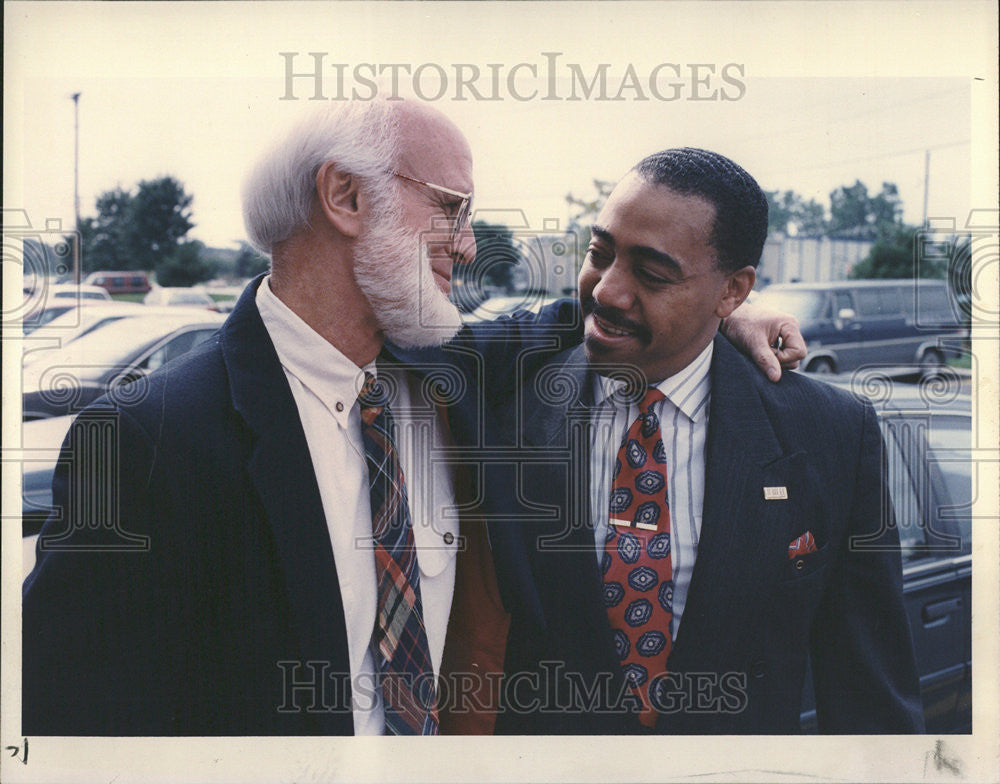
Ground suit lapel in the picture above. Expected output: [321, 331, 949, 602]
[670, 335, 805, 668]
[517, 347, 627, 672]
[219, 279, 352, 717]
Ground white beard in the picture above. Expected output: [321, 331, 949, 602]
[353, 197, 463, 349]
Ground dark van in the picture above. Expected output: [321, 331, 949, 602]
[84, 271, 152, 296]
[754, 279, 967, 375]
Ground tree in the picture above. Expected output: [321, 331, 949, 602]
[764, 190, 827, 237]
[234, 241, 270, 279]
[155, 240, 215, 287]
[127, 177, 194, 264]
[452, 221, 524, 310]
[847, 221, 955, 281]
[79, 187, 134, 271]
[79, 176, 195, 275]
[828, 180, 903, 240]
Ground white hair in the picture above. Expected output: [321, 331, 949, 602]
[241, 98, 400, 254]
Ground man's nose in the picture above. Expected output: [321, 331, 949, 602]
[452, 222, 477, 266]
[591, 260, 633, 310]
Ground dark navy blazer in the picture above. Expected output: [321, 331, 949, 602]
[21, 278, 577, 735]
[479, 335, 924, 734]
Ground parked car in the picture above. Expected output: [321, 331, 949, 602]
[85, 271, 153, 296]
[753, 280, 967, 376]
[201, 283, 249, 313]
[144, 286, 219, 310]
[22, 302, 222, 365]
[22, 301, 104, 335]
[19, 372, 973, 732]
[798, 375, 972, 733]
[21, 312, 225, 420]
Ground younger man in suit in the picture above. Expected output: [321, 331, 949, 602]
[484, 148, 924, 733]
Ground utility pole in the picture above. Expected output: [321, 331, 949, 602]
[71, 92, 81, 283]
[922, 148, 930, 228]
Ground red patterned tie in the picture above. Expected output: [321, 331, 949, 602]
[359, 372, 439, 735]
[602, 387, 673, 728]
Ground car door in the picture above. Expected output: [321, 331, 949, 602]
[799, 404, 971, 733]
[853, 286, 912, 368]
[881, 409, 971, 734]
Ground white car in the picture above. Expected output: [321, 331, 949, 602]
[22, 311, 225, 420]
[144, 286, 219, 310]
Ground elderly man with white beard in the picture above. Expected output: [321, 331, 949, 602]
[22, 98, 805, 736]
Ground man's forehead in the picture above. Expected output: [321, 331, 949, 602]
[395, 103, 474, 191]
[598, 174, 715, 236]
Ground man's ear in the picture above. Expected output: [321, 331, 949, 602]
[315, 161, 364, 238]
[716, 266, 756, 319]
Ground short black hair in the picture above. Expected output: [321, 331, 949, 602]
[632, 148, 768, 273]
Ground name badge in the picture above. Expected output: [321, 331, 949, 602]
[763, 486, 789, 500]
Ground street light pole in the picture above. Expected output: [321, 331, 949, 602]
[922, 148, 930, 229]
[71, 92, 81, 284]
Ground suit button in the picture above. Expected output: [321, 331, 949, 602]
[750, 661, 766, 679]
[794, 559, 805, 570]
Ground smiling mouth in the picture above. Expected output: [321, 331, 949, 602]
[593, 314, 637, 338]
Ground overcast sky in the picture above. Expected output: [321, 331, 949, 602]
[5, 2, 993, 252]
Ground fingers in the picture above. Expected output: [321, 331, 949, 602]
[756, 348, 783, 382]
[774, 321, 806, 370]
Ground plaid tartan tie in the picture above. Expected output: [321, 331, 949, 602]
[602, 387, 673, 729]
[359, 372, 439, 735]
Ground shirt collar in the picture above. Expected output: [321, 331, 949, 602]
[256, 275, 374, 429]
[594, 340, 714, 423]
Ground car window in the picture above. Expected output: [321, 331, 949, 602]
[880, 412, 971, 561]
[926, 414, 973, 555]
[142, 328, 216, 371]
[833, 291, 854, 315]
[24, 305, 76, 333]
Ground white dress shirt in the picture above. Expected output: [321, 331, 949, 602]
[256, 278, 458, 735]
[589, 342, 713, 639]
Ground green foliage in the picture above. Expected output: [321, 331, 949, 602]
[234, 241, 271, 279]
[828, 181, 903, 240]
[764, 190, 827, 237]
[848, 226, 946, 280]
[155, 240, 215, 287]
[452, 220, 524, 310]
[79, 176, 195, 276]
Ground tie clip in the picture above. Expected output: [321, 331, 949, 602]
[763, 486, 788, 500]
[610, 518, 659, 531]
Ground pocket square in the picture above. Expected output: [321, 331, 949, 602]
[787, 531, 818, 558]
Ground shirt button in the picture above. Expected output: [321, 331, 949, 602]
[794, 559, 805, 571]
[443, 532, 455, 545]
[335, 401, 344, 412]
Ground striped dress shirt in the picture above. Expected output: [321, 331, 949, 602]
[589, 341, 713, 639]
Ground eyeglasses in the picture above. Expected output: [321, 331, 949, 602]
[391, 170, 473, 243]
